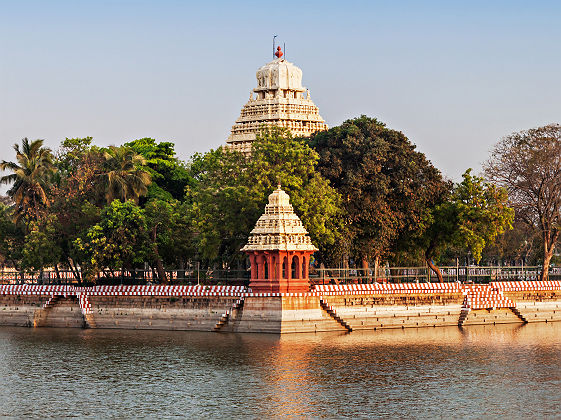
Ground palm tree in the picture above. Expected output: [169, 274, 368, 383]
[100, 146, 151, 204]
[0, 138, 56, 223]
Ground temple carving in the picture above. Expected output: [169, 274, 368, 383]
[241, 185, 318, 293]
[226, 47, 328, 153]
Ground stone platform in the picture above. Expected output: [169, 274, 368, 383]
[0, 282, 559, 333]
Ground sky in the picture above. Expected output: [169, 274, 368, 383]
[1, 0, 560, 183]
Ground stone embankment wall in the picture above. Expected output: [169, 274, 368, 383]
[0, 282, 560, 333]
[0, 295, 84, 328]
[0, 294, 49, 327]
[507, 292, 561, 322]
[319, 293, 464, 330]
[89, 296, 239, 331]
[500, 281, 561, 323]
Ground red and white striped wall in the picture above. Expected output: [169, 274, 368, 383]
[0, 281, 559, 300]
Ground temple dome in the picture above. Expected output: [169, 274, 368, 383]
[268, 184, 291, 207]
[241, 186, 318, 252]
[255, 58, 304, 92]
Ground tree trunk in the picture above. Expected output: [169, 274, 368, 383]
[540, 230, 559, 281]
[152, 225, 167, 284]
[425, 258, 444, 283]
[54, 264, 61, 281]
[373, 255, 380, 283]
[425, 242, 444, 283]
[67, 257, 81, 284]
[541, 254, 552, 281]
[541, 243, 554, 281]
[155, 257, 167, 284]
[361, 258, 369, 283]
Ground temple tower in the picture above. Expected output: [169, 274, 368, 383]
[241, 185, 318, 293]
[226, 47, 328, 154]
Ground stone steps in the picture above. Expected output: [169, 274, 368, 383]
[319, 299, 352, 332]
[458, 308, 470, 327]
[213, 297, 245, 332]
[337, 306, 460, 318]
[511, 307, 528, 323]
[348, 316, 460, 329]
[461, 308, 523, 325]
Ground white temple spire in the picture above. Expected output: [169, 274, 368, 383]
[226, 47, 328, 154]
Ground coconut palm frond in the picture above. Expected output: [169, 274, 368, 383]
[1, 138, 55, 223]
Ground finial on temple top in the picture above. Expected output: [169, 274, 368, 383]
[275, 46, 283, 58]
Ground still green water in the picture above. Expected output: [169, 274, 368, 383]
[0, 323, 560, 419]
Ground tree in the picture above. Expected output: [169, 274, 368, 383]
[125, 138, 193, 201]
[75, 200, 150, 282]
[310, 115, 449, 274]
[48, 138, 104, 281]
[415, 169, 513, 282]
[485, 124, 561, 280]
[145, 199, 196, 281]
[22, 216, 63, 276]
[99, 145, 152, 204]
[187, 127, 344, 266]
[0, 138, 56, 224]
[481, 220, 540, 266]
[0, 204, 25, 271]
[56, 137, 95, 176]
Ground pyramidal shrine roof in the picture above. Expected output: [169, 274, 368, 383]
[227, 46, 328, 154]
[241, 185, 318, 252]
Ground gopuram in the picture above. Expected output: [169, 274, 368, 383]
[226, 46, 328, 153]
[241, 186, 318, 293]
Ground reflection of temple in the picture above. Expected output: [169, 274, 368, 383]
[241, 186, 318, 293]
[226, 46, 328, 154]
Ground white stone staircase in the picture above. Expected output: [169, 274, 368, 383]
[213, 297, 245, 332]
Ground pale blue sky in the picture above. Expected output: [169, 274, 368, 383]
[1, 0, 560, 182]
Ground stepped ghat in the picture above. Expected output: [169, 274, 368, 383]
[0, 281, 560, 333]
[226, 46, 328, 153]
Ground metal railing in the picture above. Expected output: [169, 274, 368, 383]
[309, 266, 561, 285]
[0, 268, 250, 286]
[0, 265, 559, 285]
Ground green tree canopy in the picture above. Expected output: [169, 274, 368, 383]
[100, 145, 152, 204]
[22, 215, 63, 274]
[75, 200, 150, 282]
[125, 138, 192, 201]
[0, 138, 56, 225]
[187, 127, 344, 266]
[411, 169, 514, 281]
[48, 138, 105, 280]
[309, 115, 449, 270]
[0, 204, 25, 270]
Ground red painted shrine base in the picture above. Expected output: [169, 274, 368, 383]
[247, 250, 314, 293]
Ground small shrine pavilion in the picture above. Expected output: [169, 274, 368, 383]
[241, 186, 318, 293]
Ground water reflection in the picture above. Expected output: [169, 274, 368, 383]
[0, 323, 560, 418]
